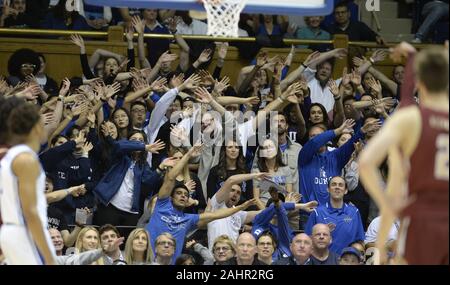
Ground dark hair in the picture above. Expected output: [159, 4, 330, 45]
[7, 48, 41, 79]
[170, 183, 190, 198]
[257, 231, 278, 249]
[127, 130, 149, 167]
[174, 95, 183, 107]
[98, 224, 121, 238]
[328, 176, 347, 189]
[50, 134, 69, 146]
[317, 59, 335, 72]
[52, 0, 82, 25]
[334, 1, 350, 12]
[0, 97, 27, 144]
[7, 101, 41, 137]
[175, 254, 195, 265]
[130, 101, 147, 111]
[257, 138, 285, 172]
[97, 120, 119, 174]
[308, 103, 329, 127]
[216, 138, 247, 181]
[111, 107, 132, 136]
[415, 47, 449, 93]
[67, 125, 83, 139]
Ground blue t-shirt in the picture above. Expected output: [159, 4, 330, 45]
[305, 202, 365, 254]
[147, 197, 199, 263]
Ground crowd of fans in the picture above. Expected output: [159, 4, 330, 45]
[0, 0, 447, 266]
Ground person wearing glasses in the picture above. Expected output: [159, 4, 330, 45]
[151, 232, 176, 265]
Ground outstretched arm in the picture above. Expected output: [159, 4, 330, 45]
[215, 173, 269, 204]
[197, 199, 257, 228]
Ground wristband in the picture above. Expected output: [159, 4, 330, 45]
[369, 58, 375, 64]
[334, 96, 341, 101]
[301, 63, 308, 69]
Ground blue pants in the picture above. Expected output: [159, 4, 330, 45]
[416, 1, 449, 40]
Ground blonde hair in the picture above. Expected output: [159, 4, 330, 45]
[75, 226, 104, 265]
[212, 235, 236, 254]
[124, 228, 154, 265]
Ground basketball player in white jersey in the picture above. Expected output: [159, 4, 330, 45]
[0, 100, 56, 265]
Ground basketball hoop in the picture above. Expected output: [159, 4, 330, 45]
[201, 0, 248, 38]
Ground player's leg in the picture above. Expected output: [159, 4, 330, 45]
[0, 225, 45, 265]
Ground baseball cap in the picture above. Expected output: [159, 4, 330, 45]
[340, 247, 363, 262]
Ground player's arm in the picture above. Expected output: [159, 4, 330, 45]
[359, 107, 420, 217]
[13, 153, 56, 265]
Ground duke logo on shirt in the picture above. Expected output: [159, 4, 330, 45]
[344, 216, 353, 223]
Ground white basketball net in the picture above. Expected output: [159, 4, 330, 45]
[202, 0, 248, 37]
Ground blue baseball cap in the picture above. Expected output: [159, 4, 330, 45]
[340, 247, 363, 262]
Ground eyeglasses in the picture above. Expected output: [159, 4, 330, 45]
[157, 241, 175, 247]
[214, 246, 231, 252]
[21, 64, 36, 69]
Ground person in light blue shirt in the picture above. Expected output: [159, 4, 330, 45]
[305, 176, 365, 254]
[295, 16, 331, 51]
[147, 144, 256, 264]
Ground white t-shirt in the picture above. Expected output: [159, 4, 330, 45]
[207, 195, 248, 250]
[110, 162, 138, 214]
[364, 216, 400, 244]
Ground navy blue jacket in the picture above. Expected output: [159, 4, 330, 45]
[93, 140, 162, 213]
[39, 141, 94, 212]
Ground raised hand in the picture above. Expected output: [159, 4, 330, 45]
[352, 56, 366, 68]
[341, 67, 351, 86]
[125, 27, 134, 42]
[170, 125, 189, 147]
[180, 74, 201, 91]
[71, 101, 89, 117]
[213, 76, 230, 95]
[59, 77, 71, 97]
[81, 142, 93, 154]
[169, 73, 184, 89]
[131, 15, 145, 34]
[282, 82, 302, 103]
[261, 56, 280, 71]
[350, 68, 362, 86]
[16, 83, 41, 100]
[304, 51, 321, 67]
[150, 77, 168, 92]
[336, 119, 356, 135]
[189, 141, 203, 157]
[361, 118, 382, 134]
[371, 49, 388, 63]
[70, 34, 85, 53]
[256, 52, 268, 68]
[118, 59, 130, 73]
[367, 77, 382, 95]
[158, 51, 178, 65]
[86, 111, 96, 125]
[185, 179, 196, 193]
[145, 139, 166, 154]
[286, 192, 301, 203]
[217, 42, 229, 60]
[197, 49, 212, 64]
[327, 79, 339, 98]
[194, 87, 213, 104]
[104, 82, 121, 99]
[198, 69, 215, 86]
[102, 237, 125, 254]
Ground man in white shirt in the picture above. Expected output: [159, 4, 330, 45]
[207, 173, 268, 250]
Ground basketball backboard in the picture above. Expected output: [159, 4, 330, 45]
[85, 0, 334, 16]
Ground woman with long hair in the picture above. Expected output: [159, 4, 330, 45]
[124, 228, 153, 265]
[111, 108, 133, 140]
[75, 226, 103, 265]
[206, 139, 252, 202]
[93, 130, 173, 227]
[252, 138, 293, 210]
